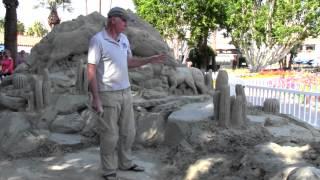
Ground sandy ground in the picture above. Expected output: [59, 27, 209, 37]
[1, 101, 320, 180]
[0, 146, 166, 180]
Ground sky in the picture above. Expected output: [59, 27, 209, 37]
[0, 0, 136, 29]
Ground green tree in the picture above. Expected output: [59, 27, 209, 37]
[2, 0, 19, 61]
[225, 0, 320, 72]
[188, 46, 216, 69]
[1, 18, 24, 34]
[17, 20, 24, 34]
[26, 21, 48, 37]
[0, 18, 4, 33]
[134, 0, 226, 70]
[34, 0, 72, 28]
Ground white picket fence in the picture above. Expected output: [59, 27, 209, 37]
[226, 77, 320, 128]
[244, 85, 320, 127]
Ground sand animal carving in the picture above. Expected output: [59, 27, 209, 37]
[161, 66, 207, 95]
[189, 67, 208, 94]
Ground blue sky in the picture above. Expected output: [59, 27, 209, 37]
[0, 0, 135, 29]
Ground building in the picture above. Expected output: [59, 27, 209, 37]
[209, 29, 239, 66]
[0, 33, 42, 53]
[210, 30, 320, 67]
[294, 38, 320, 66]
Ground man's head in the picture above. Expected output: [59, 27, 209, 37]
[107, 7, 129, 33]
[108, 7, 129, 22]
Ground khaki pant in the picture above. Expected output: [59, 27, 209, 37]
[98, 88, 135, 175]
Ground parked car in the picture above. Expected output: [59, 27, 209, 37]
[215, 53, 235, 65]
[293, 52, 319, 66]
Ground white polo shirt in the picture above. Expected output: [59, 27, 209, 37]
[87, 29, 132, 91]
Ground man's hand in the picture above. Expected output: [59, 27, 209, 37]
[149, 54, 166, 64]
[91, 96, 104, 114]
[87, 63, 103, 114]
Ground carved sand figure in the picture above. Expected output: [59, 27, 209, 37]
[212, 70, 248, 128]
[1, 10, 320, 180]
[160, 66, 208, 95]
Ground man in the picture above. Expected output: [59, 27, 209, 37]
[87, 7, 165, 180]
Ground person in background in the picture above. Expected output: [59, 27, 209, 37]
[16, 50, 26, 66]
[87, 7, 166, 180]
[0, 51, 3, 78]
[0, 49, 14, 80]
[185, 58, 193, 67]
[0, 50, 3, 62]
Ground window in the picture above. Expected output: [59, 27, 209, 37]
[305, 44, 315, 51]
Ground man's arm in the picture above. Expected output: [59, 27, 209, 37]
[87, 63, 103, 113]
[127, 54, 166, 68]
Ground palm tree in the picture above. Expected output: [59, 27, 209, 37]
[26, 22, 48, 37]
[2, 0, 19, 62]
[35, 0, 72, 29]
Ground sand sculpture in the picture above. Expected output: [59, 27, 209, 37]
[263, 98, 280, 113]
[1, 10, 320, 180]
[213, 70, 248, 128]
[0, 10, 211, 155]
[1, 10, 211, 110]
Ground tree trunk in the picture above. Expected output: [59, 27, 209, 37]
[242, 42, 291, 72]
[196, 29, 210, 71]
[3, 0, 19, 63]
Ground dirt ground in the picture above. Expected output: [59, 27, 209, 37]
[0, 144, 167, 180]
[1, 106, 320, 180]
